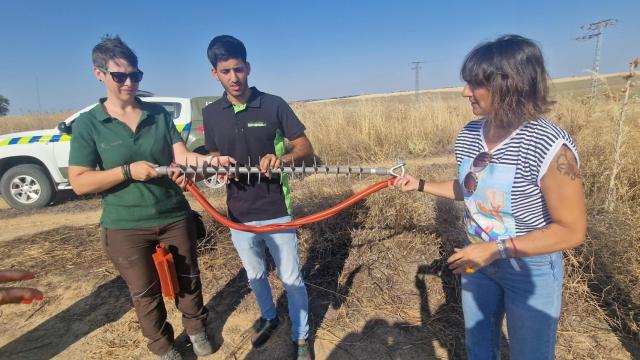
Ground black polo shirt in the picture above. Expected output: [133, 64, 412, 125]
[203, 87, 306, 223]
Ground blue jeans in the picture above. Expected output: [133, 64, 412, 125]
[230, 216, 309, 341]
[461, 252, 564, 360]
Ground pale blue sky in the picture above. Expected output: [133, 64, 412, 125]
[1, 0, 638, 114]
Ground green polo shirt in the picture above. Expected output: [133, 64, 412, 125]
[69, 98, 189, 229]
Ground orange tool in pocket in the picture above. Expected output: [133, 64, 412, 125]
[152, 244, 180, 300]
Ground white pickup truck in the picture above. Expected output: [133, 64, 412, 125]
[0, 96, 216, 210]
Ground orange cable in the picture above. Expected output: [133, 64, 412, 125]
[187, 178, 394, 233]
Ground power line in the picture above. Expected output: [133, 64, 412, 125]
[576, 18, 618, 98]
[410, 61, 423, 101]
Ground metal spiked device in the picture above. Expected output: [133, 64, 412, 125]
[156, 157, 405, 188]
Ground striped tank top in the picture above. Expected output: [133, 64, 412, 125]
[454, 118, 578, 241]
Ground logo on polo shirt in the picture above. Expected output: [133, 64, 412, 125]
[100, 140, 123, 149]
[247, 122, 267, 128]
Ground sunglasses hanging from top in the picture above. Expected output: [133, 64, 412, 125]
[463, 151, 492, 194]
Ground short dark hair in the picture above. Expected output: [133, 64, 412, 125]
[461, 35, 553, 127]
[92, 35, 138, 69]
[207, 35, 247, 68]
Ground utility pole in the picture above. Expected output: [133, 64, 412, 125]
[577, 18, 618, 98]
[410, 61, 423, 101]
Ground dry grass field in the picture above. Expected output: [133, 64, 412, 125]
[0, 112, 73, 134]
[0, 72, 638, 359]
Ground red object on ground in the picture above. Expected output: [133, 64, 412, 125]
[152, 244, 180, 300]
[21, 294, 44, 304]
[186, 178, 394, 233]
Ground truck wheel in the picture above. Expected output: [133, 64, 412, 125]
[0, 164, 55, 210]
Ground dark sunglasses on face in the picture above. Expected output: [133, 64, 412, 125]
[463, 151, 492, 194]
[98, 67, 144, 84]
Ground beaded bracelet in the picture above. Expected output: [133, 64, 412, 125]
[418, 179, 426, 192]
[495, 238, 508, 259]
[125, 164, 132, 180]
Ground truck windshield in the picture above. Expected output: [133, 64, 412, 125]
[157, 102, 182, 119]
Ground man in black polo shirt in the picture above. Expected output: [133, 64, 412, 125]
[203, 35, 313, 360]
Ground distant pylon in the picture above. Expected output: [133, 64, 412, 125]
[410, 61, 423, 101]
[577, 19, 618, 98]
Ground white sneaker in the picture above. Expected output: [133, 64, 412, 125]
[158, 347, 182, 360]
[189, 331, 214, 356]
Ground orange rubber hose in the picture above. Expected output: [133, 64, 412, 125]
[187, 178, 394, 233]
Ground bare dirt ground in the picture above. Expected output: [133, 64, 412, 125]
[0, 158, 637, 359]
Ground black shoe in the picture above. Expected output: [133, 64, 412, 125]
[251, 316, 280, 348]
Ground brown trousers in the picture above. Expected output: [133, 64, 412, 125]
[101, 216, 208, 355]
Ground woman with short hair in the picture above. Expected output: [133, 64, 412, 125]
[395, 35, 586, 359]
[68, 35, 229, 360]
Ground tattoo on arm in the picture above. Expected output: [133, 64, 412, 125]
[555, 147, 581, 180]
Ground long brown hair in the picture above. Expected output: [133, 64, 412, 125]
[461, 35, 554, 128]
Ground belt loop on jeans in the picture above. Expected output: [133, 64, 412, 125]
[509, 258, 521, 271]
